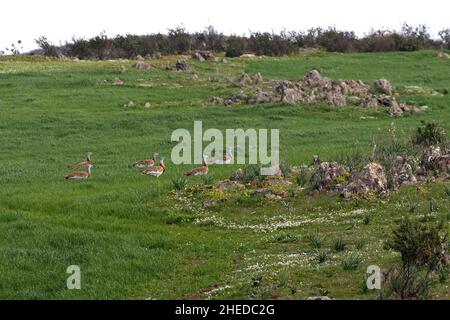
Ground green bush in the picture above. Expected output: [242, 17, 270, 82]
[333, 236, 347, 252]
[384, 217, 448, 272]
[414, 121, 445, 146]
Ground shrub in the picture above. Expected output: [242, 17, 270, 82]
[168, 26, 191, 54]
[341, 253, 362, 270]
[316, 251, 328, 264]
[171, 177, 188, 191]
[272, 232, 299, 243]
[296, 168, 310, 187]
[333, 236, 347, 252]
[35, 36, 59, 57]
[308, 232, 325, 248]
[414, 121, 445, 146]
[385, 266, 431, 300]
[384, 217, 448, 273]
[225, 35, 247, 58]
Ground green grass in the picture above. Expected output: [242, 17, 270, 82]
[0, 51, 449, 299]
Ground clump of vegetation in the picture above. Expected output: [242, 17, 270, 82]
[382, 217, 448, 300]
[271, 232, 299, 243]
[171, 176, 188, 191]
[384, 217, 448, 273]
[316, 251, 328, 264]
[296, 168, 310, 187]
[333, 236, 347, 252]
[308, 232, 325, 248]
[414, 121, 446, 146]
[341, 253, 362, 270]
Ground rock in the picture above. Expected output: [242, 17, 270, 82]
[250, 89, 273, 104]
[216, 181, 238, 191]
[210, 96, 224, 105]
[389, 99, 403, 116]
[422, 146, 450, 175]
[275, 81, 303, 104]
[376, 95, 403, 116]
[144, 102, 152, 108]
[252, 72, 263, 85]
[311, 162, 350, 191]
[112, 78, 124, 86]
[203, 199, 217, 208]
[392, 157, 417, 190]
[192, 51, 217, 61]
[166, 60, 191, 72]
[136, 55, 145, 61]
[312, 155, 321, 165]
[301, 70, 332, 89]
[118, 65, 128, 73]
[251, 188, 288, 199]
[326, 92, 346, 106]
[224, 91, 247, 106]
[306, 296, 334, 300]
[100, 79, 108, 85]
[342, 162, 387, 197]
[123, 101, 136, 108]
[134, 61, 150, 69]
[374, 78, 392, 95]
[339, 80, 370, 97]
[438, 51, 450, 59]
[230, 168, 244, 181]
[191, 74, 199, 80]
[238, 73, 252, 86]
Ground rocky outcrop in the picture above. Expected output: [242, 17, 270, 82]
[192, 51, 217, 61]
[374, 78, 392, 95]
[166, 60, 191, 72]
[225, 91, 248, 105]
[134, 61, 150, 69]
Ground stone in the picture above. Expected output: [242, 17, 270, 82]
[144, 102, 152, 108]
[112, 78, 124, 86]
[100, 79, 108, 85]
[123, 100, 136, 108]
[192, 51, 217, 62]
[438, 51, 450, 59]
[210, 96, 224, 105]
[118, 65, 128, 73]
[301, 70, 332, 89]
[250, 89, 273, 104]
[134, 61, 150, 69]
[191, 74, 199, 80]
[252, 72, 263, 85]
[230, 168, 244, 181]
[311, 162, 350, 191]
[238, 73, 252, 86]
[374, 78, 392, 95]
[224, 91, 247, 106]
[342, 162, 387, 196]
[326, 92, 346, 106]
[166, 60, 191, 72]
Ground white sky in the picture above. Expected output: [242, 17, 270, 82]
[1, 0, 449, 52]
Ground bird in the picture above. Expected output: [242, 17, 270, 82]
[213, 147, 233, 165]
[139, 157, 166, 177]
[134, 152, 158, 168]
[64, 164, 93, 180]
[67, 152, 93, 170]
[185, 155, 209, 176]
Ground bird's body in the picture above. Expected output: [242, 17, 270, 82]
[134, 152, 158, 168]
[213, 147, 233, 165]
[185, 155, 209, 176]
[140, 157, 165, 177]
[64, 164, 92, 180]
[67, 152, 92, 170]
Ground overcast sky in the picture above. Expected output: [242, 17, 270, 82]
[1, 0, 449, 52]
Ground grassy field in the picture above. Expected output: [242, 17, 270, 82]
[0, 50, 449, 299]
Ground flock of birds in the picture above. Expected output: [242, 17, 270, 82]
[63, 147, 234, 180]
